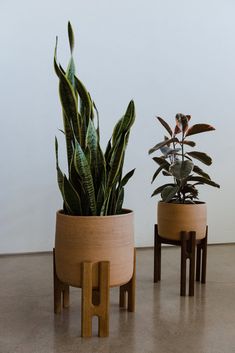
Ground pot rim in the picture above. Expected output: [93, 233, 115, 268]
[56, 208, 134, 219]
[158, 201, 206, 206]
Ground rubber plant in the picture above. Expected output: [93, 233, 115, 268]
[54, 23, 135, 215]
[149, 113, 220, 203]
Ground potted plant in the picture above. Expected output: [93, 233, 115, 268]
[149, 113, 220, 240]
[53, 23, 135, 293]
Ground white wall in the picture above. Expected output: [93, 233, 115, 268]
[0, 0, 234, 253]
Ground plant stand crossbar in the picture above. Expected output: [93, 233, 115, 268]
[53, 249, 136, 337]
[153, 225, 208, 296]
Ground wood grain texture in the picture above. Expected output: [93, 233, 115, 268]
[119, 248, 136, 312]
[81, 261, 110, 337]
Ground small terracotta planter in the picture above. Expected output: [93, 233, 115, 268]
[55, 209, 134, 288]
[157, 201, 207, 240]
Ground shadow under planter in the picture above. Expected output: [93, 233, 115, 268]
[53, 209, 136, 337]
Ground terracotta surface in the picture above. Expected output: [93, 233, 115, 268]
[55, 209, 134, 288]
[157, 201, 207, 240]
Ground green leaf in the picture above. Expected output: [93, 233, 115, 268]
[151, 183, 175, 197]
[193, 165, 211, 180]
[74, 140, 97, 215]
[149, 137, 178, 155]
[115, 187, 124, 214]
[151, 163, 169, 183]
[68, 22, 75, 53]
[112, 100, 135, 145]
[156, 116, 173, 136]
[185, 124, 215, 137]
[152, 157, 170, 170]
[74, 76, 93, 121]
[161, 185, 179, 202]
[187, 151, 212, 166]
[120, 169, 135, 187]
[182, 140, 196, 147]
[107, 134, 127, 187]
[63, 175, 82, 215]
[187, 176, 220, 188]
[55, 137, 64, 195]
[169, 160, 194, 180]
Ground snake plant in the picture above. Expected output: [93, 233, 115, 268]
[54, 23, 135, 215]
[149, 114, 220, 203]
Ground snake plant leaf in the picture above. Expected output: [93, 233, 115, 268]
[55, 137, 64, 195]
[63, 175, 82, 215]
[151, 163, 170, 184]
[169, 160, 194, 180]
[187, 151, 212, 166]
[74, 140, 97, 215]
[185, 124, 215, 137]
[66, 57, 76, 90]
[74, 76, 93, 120]
[156, 116, 173, 136]
[112, 100, 135, 145]
[93, 101, 100, 142]
[151, 183, 176, 197]
[148, 137, 178, 155]
[62, 112, 74, 168]
[161, 185, 179, 202]
[68, 22, 74, 53]
[120, 168, 135, 187]
[193, 165, 211, 180]
[107, 134, 127, 187]
[115, 187, 124, 214]
[54, 51, 80, 139]
[187, 176, 220, 188]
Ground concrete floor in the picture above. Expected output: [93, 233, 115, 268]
[0, 245, 235, 353]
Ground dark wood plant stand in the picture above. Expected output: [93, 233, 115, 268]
[53, 249, 136, 337]
[154, 225, 208, 296]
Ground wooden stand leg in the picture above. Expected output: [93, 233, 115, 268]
[81, 261, 110, 338]
[196, 244, 202, 282]
[180, 232, 196, 296]
[180, 232, 187, 296]
[53, 249, 70, 314]
[201, 227, 208, 284]
[120, 249, 136, 312]
[189, 231, 196, 296]
[154, 225, 161, 283]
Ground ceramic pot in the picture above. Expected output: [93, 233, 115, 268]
[55, 209, 134, 288]
[157, 201, 207, 240]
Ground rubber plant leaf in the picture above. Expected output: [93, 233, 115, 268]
[156, 116, 173, 137]
[185, 124, 215, 137]
[169, 160, 194, 180]
[151, 183, 176, 197]
[188, 176, 220, 188]
[161, 185, 180, 202]
[193, 165, 211, 180]
[149, 137, 178, 155]
[187, 151, 212, 166]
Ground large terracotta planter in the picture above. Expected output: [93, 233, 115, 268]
[157, 201, 207, 240]
[55, 209, 134, 288]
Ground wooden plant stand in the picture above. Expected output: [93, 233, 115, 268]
[53, 249, 136, 337]
[153, 225, 208, 296]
